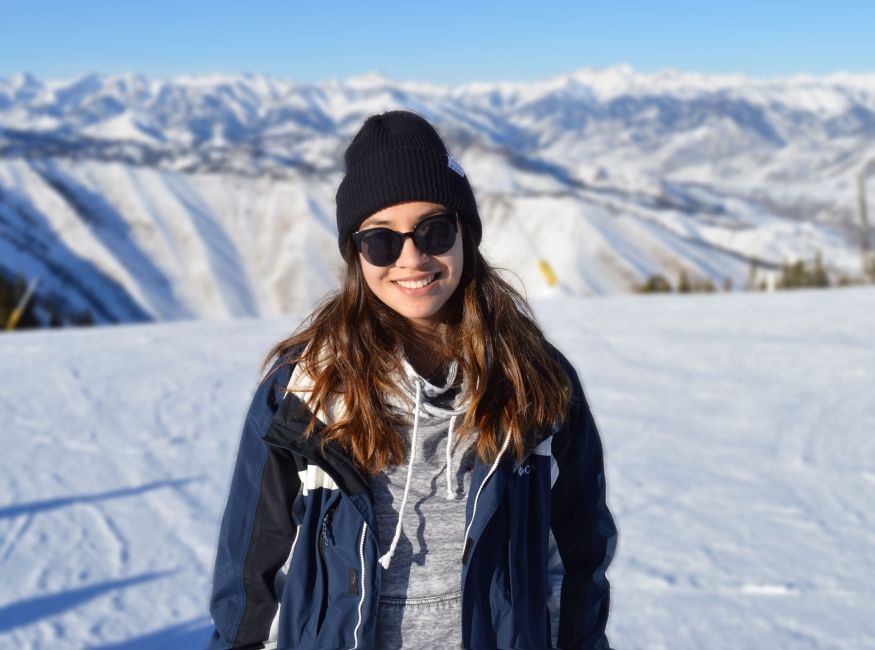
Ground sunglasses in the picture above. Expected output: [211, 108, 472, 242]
[352, 211, 459, 267]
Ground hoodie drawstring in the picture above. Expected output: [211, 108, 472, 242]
[446, 415, 458, 500]
[378, 379, 423, 570]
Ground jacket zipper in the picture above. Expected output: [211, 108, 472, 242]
[350, 521, 368, 650]
[462, 432, 512, 563]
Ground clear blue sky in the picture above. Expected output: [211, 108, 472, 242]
[3, 0, 874, 83]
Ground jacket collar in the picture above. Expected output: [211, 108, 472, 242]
[265, 372, 371, 498]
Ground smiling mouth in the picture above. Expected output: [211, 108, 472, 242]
[393, 273, 438, 289]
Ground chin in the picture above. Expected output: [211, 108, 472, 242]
[394, 303, 445, 325]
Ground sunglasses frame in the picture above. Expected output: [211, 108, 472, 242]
[351, 211, 459, 267]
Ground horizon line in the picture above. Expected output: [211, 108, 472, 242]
[4, 63, 875, 88]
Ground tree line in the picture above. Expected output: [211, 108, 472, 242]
[637, 250, 875, 294]
[1, 273, 93, 332]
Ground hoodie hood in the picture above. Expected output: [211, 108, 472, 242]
[386, 356, 469, 421]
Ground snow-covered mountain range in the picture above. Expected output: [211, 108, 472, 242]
[2, 66, 874, 323]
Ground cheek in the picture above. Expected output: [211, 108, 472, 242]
[359, 257, 386, 294]
[444, 240, 464, 285]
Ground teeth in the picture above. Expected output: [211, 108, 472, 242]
[395, 274, 436, 289]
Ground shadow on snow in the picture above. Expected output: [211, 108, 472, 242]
[0, 571, 174, 633]
[86, 617, 213, 650]
[0, 477, 202, 520]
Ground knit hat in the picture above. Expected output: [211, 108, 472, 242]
[335, 110, 482, 258]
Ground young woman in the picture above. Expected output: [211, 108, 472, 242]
[207, 111, 617, 650]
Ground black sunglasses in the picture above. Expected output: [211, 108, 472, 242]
[352, 211, 459, 267]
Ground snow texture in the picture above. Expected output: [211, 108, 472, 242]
[1, 287, 873, 649]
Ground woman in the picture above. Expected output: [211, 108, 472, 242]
[207, 111, 617, 650]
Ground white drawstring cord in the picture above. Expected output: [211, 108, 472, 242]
[446, 415, 458, 500]
[378, 379, 423, 570]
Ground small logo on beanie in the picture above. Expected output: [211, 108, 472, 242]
[447, 154, 466, 177]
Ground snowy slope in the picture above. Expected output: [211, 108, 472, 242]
[0, 287, 873, 649]
[1, 67, 874, 322]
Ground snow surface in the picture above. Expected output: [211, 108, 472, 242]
[1, 286, 873, 649]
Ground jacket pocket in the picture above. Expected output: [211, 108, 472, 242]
[316, 501, 339, 634]
[313, 498, 368, 650]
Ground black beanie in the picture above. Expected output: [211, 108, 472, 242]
[335, 110, 482, 258]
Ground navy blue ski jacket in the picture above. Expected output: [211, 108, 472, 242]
[207, 348, 617, 649]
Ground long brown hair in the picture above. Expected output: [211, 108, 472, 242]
[263, 222, 571, 475]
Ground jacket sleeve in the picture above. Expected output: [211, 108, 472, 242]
[207, 359, 302, 650]
[548, 351, 618, 650]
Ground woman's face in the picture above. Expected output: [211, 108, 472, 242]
[357, 201, 464, 331]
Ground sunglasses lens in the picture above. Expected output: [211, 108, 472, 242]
[353, 213, 458, 266]
[358, 229, 401, 267]
[416, 214, 457, 255]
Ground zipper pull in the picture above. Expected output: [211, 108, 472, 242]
[320, 505, 337, 557]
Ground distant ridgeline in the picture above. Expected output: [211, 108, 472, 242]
[1, 68, 875, 329]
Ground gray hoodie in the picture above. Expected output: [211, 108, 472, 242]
[372, 357, 476, 649]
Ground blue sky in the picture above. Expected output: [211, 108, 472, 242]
[3, 0, 874, 83]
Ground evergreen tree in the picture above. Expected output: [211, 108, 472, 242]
[813, 251, 830, 287]
[0, 275, 12, 328]
[639, 273, 673, 293]
[678, 269, 691, 293]
[777, 254, 831, 289]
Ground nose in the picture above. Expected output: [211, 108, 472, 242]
[394, 234, 428, 267]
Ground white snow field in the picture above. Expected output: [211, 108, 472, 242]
[0, 286, 873, 649]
